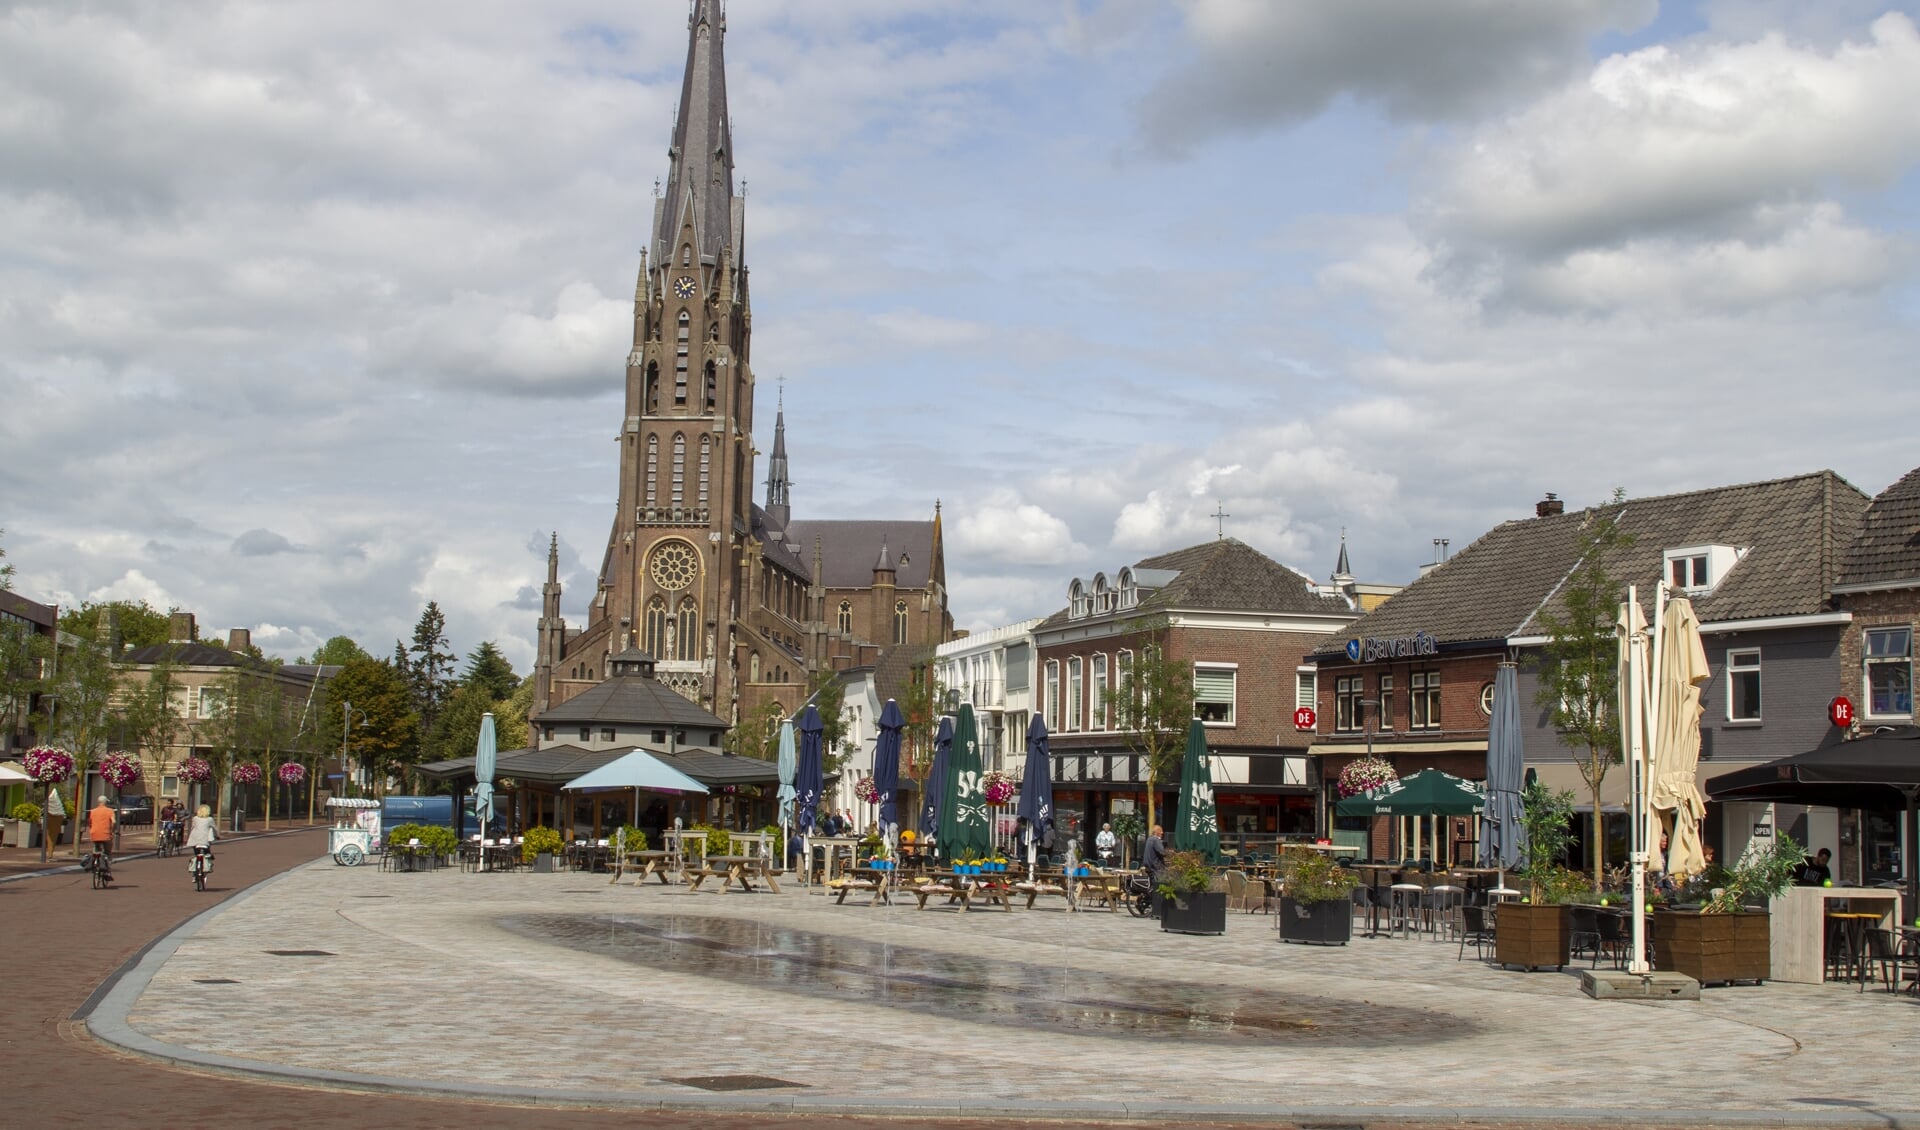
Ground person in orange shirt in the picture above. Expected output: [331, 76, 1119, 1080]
[88, 795, 116, 879]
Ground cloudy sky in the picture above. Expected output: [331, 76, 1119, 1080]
[4, 0, 1918, 671]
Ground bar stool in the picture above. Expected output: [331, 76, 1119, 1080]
[1427, 884, 1467, 940]
[1389, 883, 1425, 938]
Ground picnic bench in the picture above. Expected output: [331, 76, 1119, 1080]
[830, 867, 892, 906]
[1012, 879, 1076, 911]
[688, 854, 784, 893]
[907, 877, 1011, 912]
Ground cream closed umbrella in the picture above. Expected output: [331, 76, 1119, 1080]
[1650, 596, 1711, 878]
[1617, 595, 1655, 870]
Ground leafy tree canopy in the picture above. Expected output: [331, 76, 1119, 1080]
[1111, 619, 1193, 831]
[302, 636, 370, 667]
[462, 640, 518, 701]
[0, 527, 12, 590]
[723, 699, 783, 761]
[427, 683, 499, 765]
[324, 656, 420, 786]
[60, 600, 174, 650]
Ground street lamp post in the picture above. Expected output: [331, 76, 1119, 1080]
[341, 702, 370, 798]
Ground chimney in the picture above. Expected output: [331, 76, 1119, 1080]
[1536, 493, 1565, 518]
[169, 612, 198, 643]
[228, 628, 252, 653]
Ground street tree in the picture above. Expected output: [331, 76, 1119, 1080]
[427, 683, 499, 765]
[59, 600, 173, 649]
[1111, 619, 1193, 831]
[323, 656, 419, 795]
[1533, 490, 1634, 891]
[723, 700, 784, 760]
[303, 635, 370, 666]
[462, 640, 518, 701]
[406, 602, 458, 745]
[898, 662, 948, 785]
[116, 664, 180, 780]
[494, 678, 532, 752]
[0, 614, 51, 752]
[39, 632, 121, 852]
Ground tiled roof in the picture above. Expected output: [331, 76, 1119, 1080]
[777, 520, 937, 589]
[533, 674, 727, 729]
[0, 590, 56, 630]
[1838, 465, 1920, 589]
[121, 641, 277, 671]
[1312, 471, 1870, 654]
[1036, 538, 1353, 632]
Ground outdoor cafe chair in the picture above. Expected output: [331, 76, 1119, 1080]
[1426, 885, 1467, 941]
[1456, 903, 1495, 962]
[1568, 906, 1602, 964]
[1388, 883, 1425, 938]
[1861, 928, 1920, 995]
[1223, 870, 1250, 912]
[1350, 885, 1375, 932]
[1592, 908, 1629, 969]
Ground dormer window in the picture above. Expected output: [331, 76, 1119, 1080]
[1664, 544, 1743, 594]
[1091, 573, 1113, 614]
[1068, 579, 1089, 620]
[1118, 568, 1138, 609]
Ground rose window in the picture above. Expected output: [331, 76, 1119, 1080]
[649, 542, 699, 591]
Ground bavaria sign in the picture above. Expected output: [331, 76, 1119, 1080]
[1346, 630, 1440, 663]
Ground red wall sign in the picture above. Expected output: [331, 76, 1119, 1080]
[1293, 706, 1317, 731]
[1829, 696, 1854, 728]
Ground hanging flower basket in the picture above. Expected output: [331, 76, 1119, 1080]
[982, 770, 1016, 805]
[23, 746, 74, 783]
[231, 762, 263, 785]
[854, 777, 880, 804]
[100, 751, 142, 789]
[277, 762, 307, 785]
[179, 756, 214, 784]
[1337, 756, 1397, 798]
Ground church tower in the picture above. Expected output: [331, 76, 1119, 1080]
[557, 0, 752, 712]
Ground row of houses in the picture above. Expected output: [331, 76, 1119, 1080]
[932, 467, 1920, 886]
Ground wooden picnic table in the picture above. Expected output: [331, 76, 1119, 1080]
[621, 849, 676, 885]
[906, 871, 1012, 912]
[831, 865, 895, 906]
[688, 854, 784, 894]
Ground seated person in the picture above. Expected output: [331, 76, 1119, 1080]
[1798, 847, 1833, 886]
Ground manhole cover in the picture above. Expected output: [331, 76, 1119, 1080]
[265, 950, 336, 957]
[194, 978, 240, 985]
[666, 1075, 806, 1092]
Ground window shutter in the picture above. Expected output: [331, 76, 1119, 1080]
[1194, 668, 1235, 703]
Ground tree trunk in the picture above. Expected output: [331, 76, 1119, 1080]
[1588, 752, 1605, 891]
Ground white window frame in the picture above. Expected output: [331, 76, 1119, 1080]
[1295, 668, 1317, 711]
[1335, 675, 1363, 733]
[1043, 660, 1060, 730]
[1378, 673, 1395, 733]
[160, 773, 180, 797]
[1193, 663, 1237, 726]
[1864, 627, 1913, 719]
[1090, 653, 1108, 731]
[1066, 656, 1083, 733]
[1410, 670, 1440, 731]
[1726, 648, 1762, 722]
[197, 686, 227, 719]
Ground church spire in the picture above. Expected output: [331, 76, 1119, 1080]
[765, 383, 791, 528]
[654, 0, 735, 268]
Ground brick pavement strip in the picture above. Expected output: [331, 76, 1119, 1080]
[68, 849, 1920, 1128]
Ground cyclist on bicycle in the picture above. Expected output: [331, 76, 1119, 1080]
[158, 799, 182, 851]
[88, 795, 116, 881]
[185, 803, 218, 875]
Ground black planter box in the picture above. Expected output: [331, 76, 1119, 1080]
[1279, 896, 1353, 945]
[1160, 890, 1228, 935]
[532, 852, 560, 874]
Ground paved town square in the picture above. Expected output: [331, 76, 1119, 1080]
[92, 851, 1919, 1125]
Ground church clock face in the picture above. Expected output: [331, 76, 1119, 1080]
[673, 275, 696, 299]
[649, 541, 699, 591]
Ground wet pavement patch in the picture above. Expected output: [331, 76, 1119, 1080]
[504, 914, 1471, 1046]
[666, 1074, 806, 1091]
[193, 978, 240, 985]
[264, 949, 336, 957]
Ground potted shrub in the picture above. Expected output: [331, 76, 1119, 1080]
[1278, 850, 1359, 945]
[1495, 779, 1578, 971]
[523, 825, 564, 871]
[8, 801, 42, 848]
[1654, 833, 1799, 986]
[1156, 850, 1227, 935]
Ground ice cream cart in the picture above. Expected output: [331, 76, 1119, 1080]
[326, 797, 380, 865]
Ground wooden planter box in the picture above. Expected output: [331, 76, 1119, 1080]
[1161, 891, 1228, 935]
[1654, 909, 1769, 986]
[1494, 902, 1570, 971]
[1279, 897, 1352, 945]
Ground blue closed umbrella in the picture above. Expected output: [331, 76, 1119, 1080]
[1016, 714, 1054, 848]
[1479, 662, 1526, 874]
[473, 712, 497, 835]
[920, 715, 953, 841]
[872, 700, 904, 832]
[796, 705, 824, 834]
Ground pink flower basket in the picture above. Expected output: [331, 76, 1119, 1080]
[854, 777, 879, 804]
[982, 770, 1016, 806]
[23, 746, 74, 783]
[179, 756, 213, 784]
[231, 762, 263, 786]
[1337, 756, 1398, 799]
[277, 762, 306, 785]
[100, 752, 142, 789]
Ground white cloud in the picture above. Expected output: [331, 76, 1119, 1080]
[950, 491, 1086, 566]
[1138, 0, 1655, 153]
[374, 282, 630, 396]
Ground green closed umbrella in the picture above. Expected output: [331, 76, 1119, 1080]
[1172, 719, 1220, 861]
[937, 704, 992, 862]
[1336, 768, 1485, 817]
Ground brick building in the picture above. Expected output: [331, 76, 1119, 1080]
[1308, 473, 1871, 866]
[529, 1, 952, 737]
[1031, 538, 1360, 850]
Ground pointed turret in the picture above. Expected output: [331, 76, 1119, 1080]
[1332, 530, 1353, 586]
[873, 539, 895, 576]
[765, 385, 791, 529]
[654, 0, 735, 269]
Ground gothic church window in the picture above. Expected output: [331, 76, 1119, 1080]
[675, 313, 690, 405]
[646, 362, 659, 413]
[644, 596, 669, 657]
[698, 436, 711, 508]
[671, 434, 686, 507]
[838, 601, 852, 633]
[681, 244, 691, 266]
[678, 597, 700, 661]
[704, 362, 716, 413]
[894, 600, 908, 645]
[649, 541, 698, 591]
[645, 435, 659, 507]
[750, 652, 760, 682]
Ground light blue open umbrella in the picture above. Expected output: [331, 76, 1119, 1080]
[473, 712, 497, 837]
[1479, 662, 1526, 877]
[560, 749, 709, 794]
[776, 719, 797, 830]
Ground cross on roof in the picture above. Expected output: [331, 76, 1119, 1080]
[1212, 502, 1230, 538]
